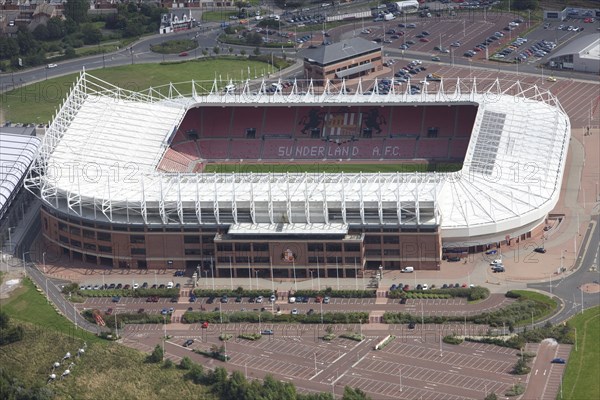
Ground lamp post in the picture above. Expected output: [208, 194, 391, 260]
[22, 251, 30, 276]
[336, 257, 340, 290]
[7, 226, 15, 255]
[309, 270, 314, 290]
[255, 270, 259, 289]
[42, 251, 47, 274]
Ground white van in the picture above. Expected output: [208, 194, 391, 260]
[166, 281, 174, 289]
[401, 266, 414, 273]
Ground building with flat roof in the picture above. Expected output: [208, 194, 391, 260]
[302, 38, 383, 83]
[548, 34, 600, 74]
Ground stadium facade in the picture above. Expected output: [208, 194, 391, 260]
[25, 72, 570, 278]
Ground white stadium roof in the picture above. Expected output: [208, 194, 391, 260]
[0, 132, 41, 220]
[25, 72, 570, 246]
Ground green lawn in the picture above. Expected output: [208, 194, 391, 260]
[203, 162, 463, 174]
[1, 58, 272, 124]
[1, 278, 100, 343]
[202, 10, 238, 22]
[560, 306, 600, 400]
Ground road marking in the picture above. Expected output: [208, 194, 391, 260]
[535, 369, 538, 375]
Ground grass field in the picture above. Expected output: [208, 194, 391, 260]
[0, 278, 214, 399]
[1, 58, 273, 124]
[1, 278, 100, 344]
[203, 162, 463, 174]
[561, 306, 600, 400]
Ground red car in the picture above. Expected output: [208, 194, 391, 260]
[179, 52, 188, 57]
[420, 38, 430, 42]
[201, 321, 209, 329]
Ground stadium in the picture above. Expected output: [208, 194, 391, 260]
[25, 71, 570, 279]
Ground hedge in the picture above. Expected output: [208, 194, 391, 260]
[322, 333, 336, 341]
[78, 288, 180, 298]
[193, 289, 273, 298]
[238, 333, 262, 341]
[388, 287, 489, 301]
[81, 309, 169, 328]
[442, 335, 464, 345]
[182, 310, 369, 324]
[195, 349, 230, 362]
[339, 332, 364, 341]
[292, 288, 376, 298]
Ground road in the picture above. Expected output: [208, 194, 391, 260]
[528, 214, 600, 325]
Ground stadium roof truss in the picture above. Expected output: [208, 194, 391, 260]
[25, 72, 570, 245]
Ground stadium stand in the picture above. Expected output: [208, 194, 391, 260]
[231, 108, 259, 137]
[415, 137, 450, 159]
[202, 108, 232, 137]
[171, 141, 200, 160]
[422, 106, 456, 137]
[381, 138, 418, 159]
[455, 105, 478, 136]
[197, 138, 231, 160]
[263, 107, 298, 136]
[448, 137, 471, 160]
[261, 137, 296, 160]
[229, 139, 262, 159]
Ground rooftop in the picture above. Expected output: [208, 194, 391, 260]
[302, 37, 381, 65]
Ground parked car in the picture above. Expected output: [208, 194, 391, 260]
[112, 296, 121, 303]
[323, 296, 330, 304]
[261, 329, 274, 335]
[269, 294, 276, 302]
[183, 339, 194, 347]
[291, 308, 299, 315]
[534, 247, 547, 253]
[201, 321, 209, 329]
[288, 296, 296, 304]
[400, 298, 407, 304]
[256, 296, 264, 303]
[408, 322, 416, 329]
[551, 358, 566, 364]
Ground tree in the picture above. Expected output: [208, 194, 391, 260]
[81, 23, 102, 45]
[0, 312, 9, 329]
[33, 25, 49, 41]
[253, 46, 261, 56]
[162, 358, 174, 368]
[184, 363, 204, 384]
[64, 0, 89, 24]
[511, 0, 538, 11]
[147, 344, 163, 363]
[342, 386, 371, 400]
[47, 17, 66, 40]
[213, 46, 221, 55]
[240, 49, 246, 56]
[0, 37, 19, 60]
[16, 26, 38, 55]
[178, 356, 193, 370]
[484, 392, 498, 400]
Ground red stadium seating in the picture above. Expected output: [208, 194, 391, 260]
[455, 106, 478, 137]
[229, 139, 262, 159]
[422, 106, 456, 137]
[202, 108, 233, 137]
[390, 107, 423, 136]
[167, 105, 478, 163]
[448, 137, 470, 160]
[381, 138, 418, 159]
[263, 107, 298, 136]
[261, 138, 296, 160]
[171, 141, 200, 160]
[415, 138, 450, 159]
[158, 148, 191, 173]
[197, 139, 231, 160]
[231, 108, 259, 137]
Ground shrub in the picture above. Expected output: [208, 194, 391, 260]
[442, 335, 464, 345]
[505, 383, 525, 396]
[146, 344, 163, 363]
[511, 358, 531, 375]
[322, 333, 336, 341]
[162, 358, 174, 369]
[219, 333, 233, 341]
[340, 332, 364, 341]
[238, 333, 262, 341]
[179, 356, 193, 370]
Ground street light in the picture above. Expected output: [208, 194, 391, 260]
[255, 270, 259, 289]
[22, 251, 30, 276]
[42, 252, 46, 274]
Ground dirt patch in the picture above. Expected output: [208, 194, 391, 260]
[0, 270, 24, 299]
[580, 282, 600, 294]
